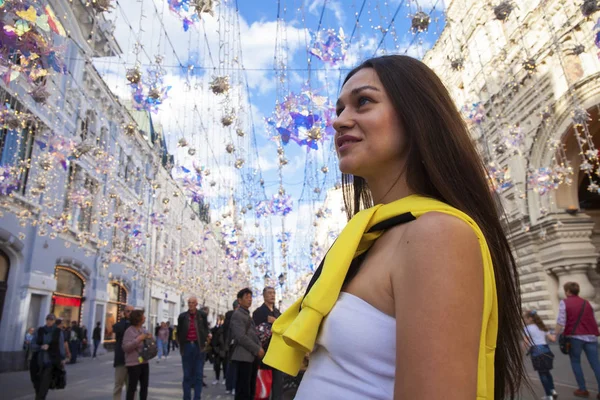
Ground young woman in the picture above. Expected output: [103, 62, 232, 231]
[524, 310, 557, 400]
[264, 55, 525, 399]
[157, 322, 169, 362]
[122, 310, 151, 400]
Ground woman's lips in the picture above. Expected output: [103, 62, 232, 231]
[336, 135, 362, 152]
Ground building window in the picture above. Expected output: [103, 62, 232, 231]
[104, 282, 127, 341]
[64, 164, 98, 232]
[0, 89, 35, 195]
[0, 251, 9, 327]
[52, 266, 85, 326]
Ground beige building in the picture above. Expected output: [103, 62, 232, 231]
[424, 0, 600, 323]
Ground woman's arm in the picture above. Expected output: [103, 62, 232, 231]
[122, 327, 142, 353]
[392, 213, 483, 399]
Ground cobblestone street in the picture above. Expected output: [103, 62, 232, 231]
[2, 343, 600, 399]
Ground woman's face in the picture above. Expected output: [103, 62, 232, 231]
[334, 68, 405, 178]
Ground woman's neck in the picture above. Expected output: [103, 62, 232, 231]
[366, 170, 413, 205]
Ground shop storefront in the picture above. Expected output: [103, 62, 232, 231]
[103, 281, 127, 341]
[52, 266, 85, 325]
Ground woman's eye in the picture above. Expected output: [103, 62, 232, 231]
[357, 97, 371, 107]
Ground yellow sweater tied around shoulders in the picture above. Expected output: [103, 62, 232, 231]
[263, 194, 498, 399]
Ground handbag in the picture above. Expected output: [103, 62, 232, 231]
[139, 337, 158, 362]
[254, 368, 273, 400]
[559, 300, 587, 355]
[49, 364, 67, 390]
[530, 346, 555, 371]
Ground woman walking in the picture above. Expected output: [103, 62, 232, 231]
[122, 310, 151, 400]
[524, 310, 558, 400]
[157, 322, 169, 362]
[92, 322, 101, 358]
[264, 55, 526, 399]
[211, 315, 227, 385]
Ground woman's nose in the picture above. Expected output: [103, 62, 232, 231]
[332, 110, 354, 132]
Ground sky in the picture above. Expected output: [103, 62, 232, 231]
[94, 0, 446, 288]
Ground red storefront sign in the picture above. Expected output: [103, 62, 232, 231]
[53, 295, 81, 307]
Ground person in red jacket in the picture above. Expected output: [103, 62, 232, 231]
[556, 281, 600, 398]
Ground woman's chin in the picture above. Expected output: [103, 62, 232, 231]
[338, 159, 362, 176]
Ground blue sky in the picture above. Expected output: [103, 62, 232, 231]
[96, 0, 445, 287]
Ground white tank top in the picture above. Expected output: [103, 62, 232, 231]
[295, 292, 396, 399]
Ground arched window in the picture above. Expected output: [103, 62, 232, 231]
[0, 251, 9, 326]
[104, 281, 128, 341]
[52, 266, 85, 325]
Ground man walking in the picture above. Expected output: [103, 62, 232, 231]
[253, 286, 283, 400]
[67, 321, 81, 364]
[231, 288, 264, 400]
[30, 313, 66, 399]
[167, 321, 173, 356]
[224, 299, 239, 395]
[113, 305, 133, 400]
[556, 281, 600, 398]
[177, 296, 210, 400]
[92, 322, 101, 358]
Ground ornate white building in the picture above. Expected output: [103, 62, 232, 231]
[0, 0, 242, 372]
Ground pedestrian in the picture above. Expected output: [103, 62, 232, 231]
[92, 322, 102, 358]
[157, 321, 169, 362]
[171, 325, 179, 352]
[252, 286, 282, 400]
[167, 321, 173, 356]
[224, 299, 239, 395]
[177, 296, 210, 400]
[80, 324, 88, 357]
[211, 314, 227, 385]
[555, 281, 600, 398]
[24, 327, 35, 366]
[155, 323, 160, 337]
[30, 313, 67, 400]
[55, 319, 71, 362]
[113, 305, 134, 400]
[67, 321, 81, 364]
[524, 310, 558, 400]
[231, 288, 263, 400]
[263, 55, 526, 399]
[122, 310, 151, 400]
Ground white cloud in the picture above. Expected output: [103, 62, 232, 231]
[307, 0, 345, 23]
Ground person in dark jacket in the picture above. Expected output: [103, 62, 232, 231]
[66, 321, 81, 364]
[253, 286, 283, 400]
[231, 288, 263, 400]
[92, 322, 102, 358]
[211, 315, 227, 385]
[167, 321, 173, 356]
[113, 305, 133, 400]
[30, 313, 66, 400]
[177, 296, 210, 400]
[224, 299, 239, 394]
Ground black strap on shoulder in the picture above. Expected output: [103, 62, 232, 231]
[570, 301, 588, 335]
[301, 212, 416, 311]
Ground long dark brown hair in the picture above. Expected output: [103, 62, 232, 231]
[340, 55, 525, 398]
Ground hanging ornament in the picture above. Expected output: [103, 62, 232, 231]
[30, 86, 50, 103]
[90, 0, 114, 13]
[235, 159, 245, 169]
[493, 1, 513, 21]
[236, 128, 245, 137]
[126, 66, 142, 84]
[147, 87, 161, 100]
[225, 143, 235, 154]
[209, 76, 230, 95]
[411, 11, 430, 33]
[193, 0, 216, 17]
[309, 28, 348, 66]
[221, 114, 235, 127]
[123, 123, 137, 136]
[582, 0, 600, 17]
[522, 58, 537, 73]
[321, 166, 328, 174]
[188, 148, 196, 156]
[572, 106, 591, 126]
[178, 138, 189, 147]
[571, 44, 586, 55]
[449, 57, 465, 71]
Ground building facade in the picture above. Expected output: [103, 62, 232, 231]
[0, 0, 240, 372]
